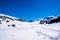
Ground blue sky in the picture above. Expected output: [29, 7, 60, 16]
[0, 0, 60, 20]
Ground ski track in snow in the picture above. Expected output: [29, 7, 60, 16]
[0, 14, 60, 40]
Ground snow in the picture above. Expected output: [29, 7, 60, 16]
[0, 13, 20, 19]
[0, 14, 60, 40]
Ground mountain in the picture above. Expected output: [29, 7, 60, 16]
[0, 14, 60, 40]
[39, 15, 60, 24]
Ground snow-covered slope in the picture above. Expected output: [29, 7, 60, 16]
[0, 14, 60, 40]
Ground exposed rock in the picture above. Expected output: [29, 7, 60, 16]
[6, 20, 9, 23]
[12, 24, 15, 27]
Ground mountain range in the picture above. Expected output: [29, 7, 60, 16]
[0, 14, 60, 40]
